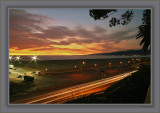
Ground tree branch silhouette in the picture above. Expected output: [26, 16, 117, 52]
[89, 9, 151, 53]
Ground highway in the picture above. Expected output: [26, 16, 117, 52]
[11, 70, 138, 104]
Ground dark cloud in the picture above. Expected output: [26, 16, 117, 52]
[10, 9, 54, 25]
[74, 25, 96, 39]
[9, 9, 138, 52]
[9, 9, 55, 33]
[93, 25, 107, 33]
[45, 27, 137, 46]
[33, 26, 75, 39]
[102, 28, 138, 43]
[10, 36, 50, 50]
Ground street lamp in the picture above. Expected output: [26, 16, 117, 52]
[100, 70, 105, 87]
[82, 61, 85, 65]
[109, 62, 111, 68]
[16, 56, 20, 61]
[128, 61, 130, 63]
[74, 66, 77, 71]
[120, 61, 123, 64]
[9, 56, 12, 60]
[32, 56, 37, 61]
[94, 64, 97, 70]
[81, 61, 86, 72]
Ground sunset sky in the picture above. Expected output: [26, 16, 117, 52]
[9, 8, 145, 55]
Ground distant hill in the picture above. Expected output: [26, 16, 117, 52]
[91, 49, 151, 56]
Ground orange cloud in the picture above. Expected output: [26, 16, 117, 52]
[9, 9, 141, 55]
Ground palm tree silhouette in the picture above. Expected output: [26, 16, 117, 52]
[136, 10, 151, 53]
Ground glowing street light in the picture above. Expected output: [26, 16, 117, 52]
[74, 66, 77, 72]
[81, 61, 86, 72]
[109, 62, 111, 68]
[16, 56, 20, 61]
[94, 64, 97, 67]
[45, 68, 48, 71]
[9, 56, 12, 60]
[32, 56, 37, 61]
[82, 61, 85, 65]
[128, 61, 130, 63]
[120, 61, 123, 64]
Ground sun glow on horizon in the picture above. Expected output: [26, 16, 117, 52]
[9, 42, 106, 55]
[9, 8, 143, 56]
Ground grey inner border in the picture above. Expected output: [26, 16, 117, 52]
[7, 7, 153, 106]
[1, 0, 159, 113]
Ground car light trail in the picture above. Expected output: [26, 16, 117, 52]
[12, 70, 138, 104]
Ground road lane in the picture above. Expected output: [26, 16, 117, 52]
[11, 70, 137, 104]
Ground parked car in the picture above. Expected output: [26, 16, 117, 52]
[17, 75, 22, 78]
[31, 72, 36, 74]
[24, 76, 34, 81]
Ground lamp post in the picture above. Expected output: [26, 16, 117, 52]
[9, 56, 12, 60]
[32, 56, 37, 61]
[109, 62, 111, 68]
[81, 61, 85, 72]
[16, 56, 20, 61]
[94, 63, 97, 69]
[9, 56, 13, 65]
[74, 65, 77, 71]
[120, 61, 123, 67]
[132, 58, 136, 65]
[100, 70, 105, 87]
